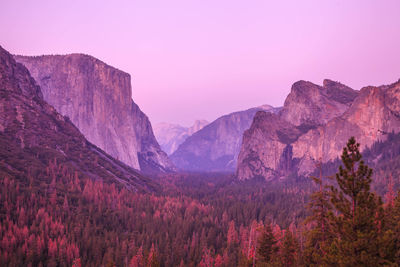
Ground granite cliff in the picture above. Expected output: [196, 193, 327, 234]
[292, 81, 400, 175]
[14, 54, 175, 173]
[0, 45, 157, 192]
[236, 112, 302, 180]
[237, 79, 400, 180]
[280, 79, 358, 127]
[171, 105, 280, 171]
[154, 120, 209, 155]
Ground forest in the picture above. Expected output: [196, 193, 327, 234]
[1, 137, 400, 266]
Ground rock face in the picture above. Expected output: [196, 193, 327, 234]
[171, 105, 280, 171]
[0, 45, 157, 192]
[236, 112, 301, 180]
[154, 120, 209, 155]
[188, 120, 210, 135]
[292, 82, 400, 175]
[14, 54, 175, 173]
[280, 80, 358, 127]
[237, 79, 400, 181]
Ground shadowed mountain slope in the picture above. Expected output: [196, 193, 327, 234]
[1, 45, 157, 192]
[14, 54, 175, 173]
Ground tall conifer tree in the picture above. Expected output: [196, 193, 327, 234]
[257, 224, 278, 264]
[303, 161, 333, 266]
[325, 137, 390, 266]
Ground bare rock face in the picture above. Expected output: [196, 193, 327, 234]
[171, 105, 280, 171]
[236, 79, 400, 180]
[0, 45, 157, 192]
[14, 54, 175, 173]
[188, 120, 209, 135]
[292, 82, 400, 175]
[236, 112, 301, 180]
[280, 79, 358, 127]
[154, 120, 209, 155]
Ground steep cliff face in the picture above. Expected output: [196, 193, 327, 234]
[171, 105, 280, 171]
[154, 120, 209, 155]
[236, 112, 301, 180]
[188, 120, 209, 135]
[280, 79, 358, 127]
[237, 79, 400, 181]
[0, 45, 157, 192]
[14, 54, 175, 173]
[292, 82, 400, 175]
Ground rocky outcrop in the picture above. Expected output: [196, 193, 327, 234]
[188, 120, 209, 135]
[292, 81, 400, 175]
[154, 120, 209, 155]
[280, 79, 358, 127]
[171, 105, 280, 171]
[237, 79, 400, 180]
[14, 54, 175, 173]
[0, 45, 157, 192]
[236, 112, 301, 180]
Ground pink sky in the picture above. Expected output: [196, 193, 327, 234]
[1, 0, 400, 126]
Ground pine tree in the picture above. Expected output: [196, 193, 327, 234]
[384, 192, 400, 264]
[280, 230, 299, 267]
[257, 224, 278, 264]
[227, 220, 238, 246]
[325, 137, 392, 266]
[303, 161, 333, 266]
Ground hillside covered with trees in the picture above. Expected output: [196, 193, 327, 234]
[1, 137, 400, 266]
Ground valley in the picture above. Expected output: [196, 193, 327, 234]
[1, 37, 400, 266]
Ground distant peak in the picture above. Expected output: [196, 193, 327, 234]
[291, 80, 319, 92]
[323, 79, 340, 87]
[322, 79, 354, 91]
[258, 104, 274, 110]
[292, 80, 316, 87]
[193, 119, 209, 125]
[188, 120, 209, 135]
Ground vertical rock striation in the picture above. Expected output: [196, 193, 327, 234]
[0, 45, 157, 192]
[14, 54, 175, 173]
[280, 79, 358, 127]
[236, 112, 301, 180]
[236, 79, 400, 180]
[171, 105, 280, 172]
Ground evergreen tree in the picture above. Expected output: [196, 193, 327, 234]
[325, 137, 393, 266]
[280, 230, 299, 267]
[257, 224, 278, 264]
[384, 192, 400, 264]
[303, 162, 334, 266]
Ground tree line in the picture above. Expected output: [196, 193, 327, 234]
[0, 137, 399, 266]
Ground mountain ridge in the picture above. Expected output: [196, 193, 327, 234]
[0, 45, 157, 192]
[237, 78, 400, 181]
[154, 120, 209, 155]
[171, 105, 280, 172]
[14, 53, 175, 173]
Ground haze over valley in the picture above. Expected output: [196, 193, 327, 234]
[1, 1, 400, 266]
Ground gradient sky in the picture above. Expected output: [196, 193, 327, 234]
[1, 0, 400, 126]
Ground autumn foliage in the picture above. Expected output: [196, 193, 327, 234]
[1, 137, 400, 266]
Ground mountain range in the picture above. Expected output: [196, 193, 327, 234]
[237, 79, 400, 180]
[153, 120, 209, 155]
[5, 45, 400, 183]
[170, 105, 281, 172]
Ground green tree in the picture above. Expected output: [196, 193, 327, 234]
[384, 192, 400, 264]
[325, 137, 393, 266]
[257, 224, 278, 264]
[280, 230, 299, 267]
[303, 162, 334, 266]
